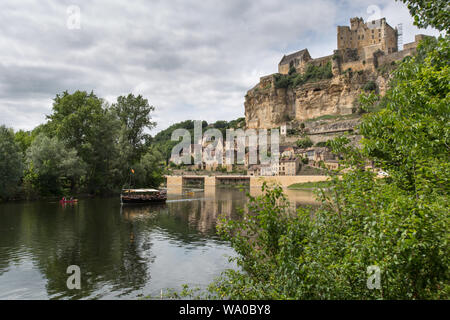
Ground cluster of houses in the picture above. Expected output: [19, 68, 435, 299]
[169, 133, 342, 176]
[247, 146, 340, 176]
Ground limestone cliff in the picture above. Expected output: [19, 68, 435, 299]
[245, 70, 389, 129]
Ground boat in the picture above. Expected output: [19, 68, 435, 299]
[120, 188, 167, 204]
[60, 199, 78, 204]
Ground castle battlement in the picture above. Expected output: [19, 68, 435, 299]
[248, 17, 434, 130]
[279, 17, 400, 75]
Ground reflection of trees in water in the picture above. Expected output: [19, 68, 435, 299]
[164, 188, 247, 238]
[0, 189, 251, 298]
[0, 199, 152, 299]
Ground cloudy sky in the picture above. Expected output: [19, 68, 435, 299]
[0, 0, 441, 134]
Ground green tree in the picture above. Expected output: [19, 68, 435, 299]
[296, 137, 313, 148]
[131, 148, 164, 188]
[202, 35, 449, 301]
[359, 37, 449, 193]
[47, 90, 120, 193]
[0, 126, 24, 200]
[112, 94, 156, 162]
[14, 130, 33, 155]
[26, 134, 86, 195]
[397, 0, 449, 32]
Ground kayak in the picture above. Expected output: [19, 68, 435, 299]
[60, 199, 78, 203]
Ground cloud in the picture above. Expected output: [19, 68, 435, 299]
[0, 0, 441, 134]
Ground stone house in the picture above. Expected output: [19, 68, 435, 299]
[247, 165, 261, 176]
[279, 157, 300, 176]
[278, 49, 312, 75]
[260, 162, 279, 176]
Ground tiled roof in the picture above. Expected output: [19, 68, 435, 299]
[279, 49, 309, 65]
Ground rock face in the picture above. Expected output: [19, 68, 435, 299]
[245, 70, 388, 129]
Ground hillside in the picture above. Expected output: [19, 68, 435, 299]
[151, 118, 245, 162]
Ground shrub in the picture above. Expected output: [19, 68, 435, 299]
[315, 141, 328, 147]
[296, 137, 313, 148]
[362, 80, 377, 92]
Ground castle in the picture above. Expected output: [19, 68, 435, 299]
[245, 17, 431, 129]
[278, 17, 427, 76]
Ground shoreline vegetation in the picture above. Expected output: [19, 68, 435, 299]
[1, 92, 165, 203]
[287, 180, 332, 190]
[0, 0, 448, 301]
[156, 26, 450, 299]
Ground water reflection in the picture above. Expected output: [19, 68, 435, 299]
[0, 187, 317, 299]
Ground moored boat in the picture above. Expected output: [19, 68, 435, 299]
[120, 189, 167, 204]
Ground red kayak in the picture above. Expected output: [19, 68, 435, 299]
[60, 199, 78, 203]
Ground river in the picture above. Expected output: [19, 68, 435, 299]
[0, 187, 316, 299]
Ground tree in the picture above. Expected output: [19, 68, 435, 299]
[359, 37, 449, 193]
[296, 137, 313, 148]
[14, 130, 33, 155]
[397, 0, 449, 32]
[47, 91, 121, 193]
[131, 148, 164, 188]
[0, 126, 24, 200]
[112, 94, 156, 162]
[26, 134, 86, 195]
[201, 33, 449, 301]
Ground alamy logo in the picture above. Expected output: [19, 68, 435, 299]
[66, 5, 81, 30]
[366, 265, 381, 290]
[66, 265, 81, 290]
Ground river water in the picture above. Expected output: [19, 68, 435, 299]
[0, 187, 316, 300]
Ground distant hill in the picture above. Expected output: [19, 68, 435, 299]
[151, 118, 245, 162]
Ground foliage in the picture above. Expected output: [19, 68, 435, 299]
[397, 0, 449, 32]
[275, 62, 333, 89]
[14, 130, 33, 155]
[112, 94, 156, 163]
[362, 81, 378, 93]
[0, 126, 24, 200]
[2, 90, 163, 199]
[46, 90, 122, 193]
[152, 118, 244, 163]
[25, 133, 87, 195]
[205, 35, 449, 300]
[287, 180, 332, 189]
[296, 137, 313, 148]
[359, 36, 449, 194]
[315, 141, 329, 147]
[130, 148, 165, 188]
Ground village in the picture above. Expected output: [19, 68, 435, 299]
[168, 16, 431, 180]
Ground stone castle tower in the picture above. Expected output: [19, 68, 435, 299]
[247, 17, 432, 130]
[337, 17, 398, 60]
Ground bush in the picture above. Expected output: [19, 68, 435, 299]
[296, 137, 313, 148]
[205, 35, 450, 301]
[315, 141, 328, 147]
[362, 81, 377, 92]
[274, 62, 333, 89]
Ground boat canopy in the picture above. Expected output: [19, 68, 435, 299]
[122, 189, 160, 193]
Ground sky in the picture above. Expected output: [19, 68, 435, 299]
[0, 0, 441, 135]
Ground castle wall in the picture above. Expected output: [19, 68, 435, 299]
[245, 17, 431, 131]
[340, 60, 368, 73]
[377, 47, 416, 66]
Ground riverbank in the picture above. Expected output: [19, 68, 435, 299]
[287, 180, 332, 190]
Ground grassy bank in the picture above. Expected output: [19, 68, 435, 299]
[288, 180, 332, 189]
